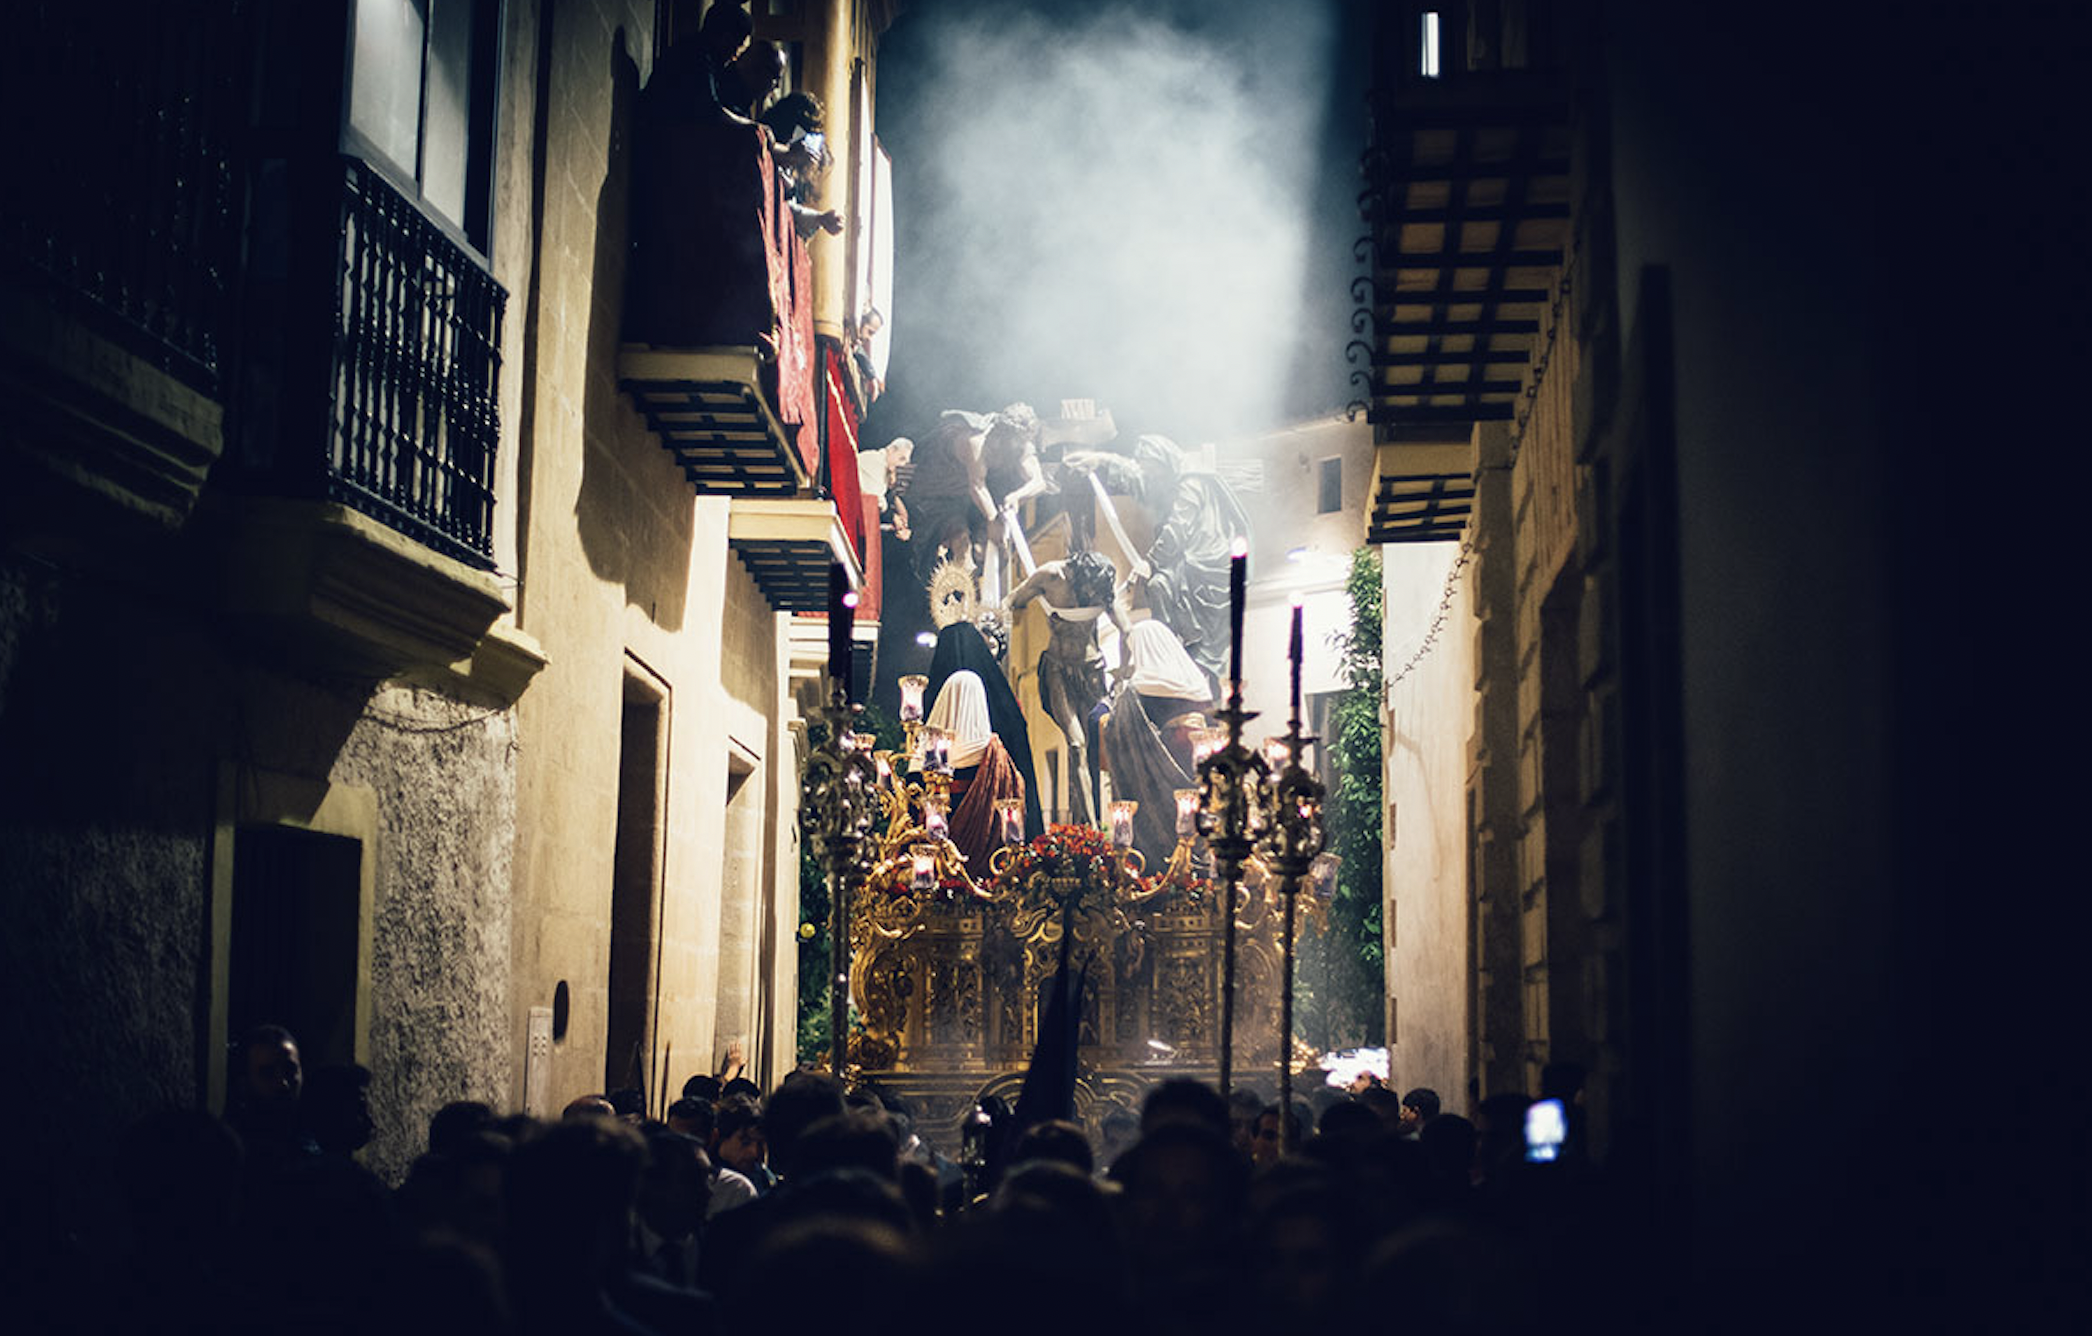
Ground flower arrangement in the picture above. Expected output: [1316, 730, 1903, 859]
[992, 823, 1122, 890]
[1135, 865, 1212, 908]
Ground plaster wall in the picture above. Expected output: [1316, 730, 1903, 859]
[1382, 540, 1474, 1102]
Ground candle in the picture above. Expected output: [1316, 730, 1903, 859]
[996, 798, 1024, 846]
[1174, 788, 1199, 837]
[1263, 737, 1289, 772]
[924, 796, 949, 840]
[924, 729, 950, 775]
[1228, 538, 1247, 691]
[1311, 851, 1342, 899]
[910, 844, 936, 891]
[1110, 800, 1138, 848]
[1192, 728, 1226, 767]
[898, 675, 927, 723]
[828, 562, 855, 696]
[874, 752, 893, 785]
[1288, 594, 1304, 724]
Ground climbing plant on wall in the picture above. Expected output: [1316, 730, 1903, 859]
[796, 701, 904, 1065]
[1305, 545, 1387, 1048]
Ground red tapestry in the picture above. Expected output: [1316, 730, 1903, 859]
[758, 133, 817, 475]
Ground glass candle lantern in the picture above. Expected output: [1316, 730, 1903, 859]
[1174, 787, 1200, 837]
[995, 798, 1024, 846]
[1192, 728, 1227, 767]
[1263, 737, 1290, 773]
[924, 795, 949, 841]
[910, 843, 937, 891]
[927, 730, 952, 775]
[1110, 800, 1138, 848]
[1311, 851, 1342, 899]
[898, 675, 928, 723]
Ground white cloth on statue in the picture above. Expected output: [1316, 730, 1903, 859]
[1125, 619, 1211, 702]
[927, 670, 994, 770]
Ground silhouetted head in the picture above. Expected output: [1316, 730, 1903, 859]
[697, 0, 751, 66]
[1010, 1118, 1093, 1175]
[505, 1117, 647, 1287]
[1400, 1086, 1442, 1133]
[1141, 1077, 1229, 1137]
[233, 1024, 303, 1114]
[1113, 1121, 1247, 1267]
[302, 1063, 374, 1155]
[636, 1129, 710, 1241]
[762, 1073, 846, 1179]
[1540, 1060, 1587, 1104]
[794, 1110, 902, 1183]
[665, 1096, 714, 1142]
[681, 1073, 722, 1103]
[429, 1100, 494, 1156]
[712, 1098, 765, 1177]
[729, 39, 786, 108]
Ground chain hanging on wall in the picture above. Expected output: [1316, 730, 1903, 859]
[1383, 256, 1576, 689]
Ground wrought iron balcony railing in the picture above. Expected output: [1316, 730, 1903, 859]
[326, 158, 505, 568]
[0, 0, 240, 393]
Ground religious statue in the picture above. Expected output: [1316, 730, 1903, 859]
[927, 620, 1045, 840]
[917, 671, 1029, 878]
[1006, 550, 1128, 827]
[1098, 619, 1214, 868]
[900, 404, 1048, 587]
[1124, 435, 1251, 693]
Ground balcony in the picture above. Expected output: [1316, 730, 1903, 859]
[621, 103, 819, 497]
[324, 158, 505, 569]
[0, 0, 240, 535]
[1366, 442, 1476, 545]
[621, 93, 872, 620]
[1359, 3, 1569, 541]
[214, 156, 516, 686]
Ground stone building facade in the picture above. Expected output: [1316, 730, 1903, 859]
[1, 0, 894, 1204]
[1361, 0, 2025, 1315]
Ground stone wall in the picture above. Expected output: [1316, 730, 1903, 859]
[334, 685, 517, 1185]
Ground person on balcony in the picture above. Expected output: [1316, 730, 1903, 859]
[761, 92, 845, 240]
[649, 0, 753, 126]
[716, 38, 786, 120]
[918, 670, 1026, 877]
[1098, 618, 1214, 866]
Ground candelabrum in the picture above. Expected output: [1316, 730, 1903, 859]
[799, 677, 880, 1079]
[1261, 714, 1327, 1153]
[1195, 690, 1270, 1098]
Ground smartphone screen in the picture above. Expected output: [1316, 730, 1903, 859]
[1524, 1097, 1566, 1162]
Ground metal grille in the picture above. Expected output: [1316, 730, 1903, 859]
[329, 159, 505, 567]
[0, 0, 239, 391]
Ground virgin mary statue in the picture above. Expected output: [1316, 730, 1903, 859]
[921, 670, 1027, 876]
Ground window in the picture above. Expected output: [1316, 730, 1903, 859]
[1420, 11, 1442, 78]
[1318, 456, 1343, 514]
[344, 0, 500, 251]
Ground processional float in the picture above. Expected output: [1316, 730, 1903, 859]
[800, 541, 1339, 1153]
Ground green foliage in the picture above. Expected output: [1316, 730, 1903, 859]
[1304, 547, 1386, 1048]
[796, 702, 902, 1066]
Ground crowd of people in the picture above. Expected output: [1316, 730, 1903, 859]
[31, 1021, 1670, 1336]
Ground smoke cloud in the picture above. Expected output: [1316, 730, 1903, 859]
[876, 0, 1354, 444]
